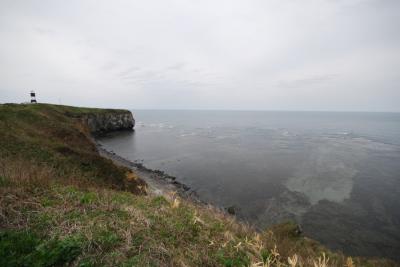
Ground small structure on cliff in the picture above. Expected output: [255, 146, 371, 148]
[30, 90, 37, 103]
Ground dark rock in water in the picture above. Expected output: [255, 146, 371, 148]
[155, 169, 164, 175]
[136, 163, 144, 169]
[165, 175, 176, 181]
[226, 206, 236, 215]
[293, 224, 302, 236]
[182, 184, 190, 191]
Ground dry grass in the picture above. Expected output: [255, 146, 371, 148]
[0, 103, 398, 267]
[1, 159, 398, 266]
[0, 157, 53, 189]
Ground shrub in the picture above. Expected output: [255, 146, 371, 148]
[0, 230, 83, 267]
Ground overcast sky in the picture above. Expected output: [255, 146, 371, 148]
[0, 0, 399, 111]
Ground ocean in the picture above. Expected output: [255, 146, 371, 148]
[97, 110, 400, 260]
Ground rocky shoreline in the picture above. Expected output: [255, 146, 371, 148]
[96, 141, 204, 203]
[83, 109, 203, 203]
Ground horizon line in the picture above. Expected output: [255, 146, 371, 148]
[2, 102, 399, 114]
[129, 108, 400, 114]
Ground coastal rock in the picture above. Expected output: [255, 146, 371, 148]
[226, 206, 236, 215]
[84, 111, 135, 134]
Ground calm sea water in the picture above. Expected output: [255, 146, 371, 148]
[98, 110, 400, 260]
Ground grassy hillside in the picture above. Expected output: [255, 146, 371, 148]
[0, 103, 143, 193]
[0, 104, 397, 266]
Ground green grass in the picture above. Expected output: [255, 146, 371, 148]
[0, 230, 83, 267]
[0, 103, 397, 266]
[0, 103, 144, 193]
[1, 169, 398, 266]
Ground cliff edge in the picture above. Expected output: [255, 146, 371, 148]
[84, 111, 135, 135]
[0, 103, 396, 267]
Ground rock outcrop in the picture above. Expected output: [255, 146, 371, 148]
[84, 111, 135, 134]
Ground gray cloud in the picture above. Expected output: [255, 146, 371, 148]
[0, 0, 399, 111]
[165, 62, 186, 71]
[278, 74, 340, 89]
[34, 27, 56, 36]
[117, 67, 142, 78]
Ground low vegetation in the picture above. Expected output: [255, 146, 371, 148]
[0, 104, 397, 266]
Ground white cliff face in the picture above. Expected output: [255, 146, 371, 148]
[84, 111, 135, 134]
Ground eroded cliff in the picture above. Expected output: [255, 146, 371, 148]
[83, 111, 135, 134]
